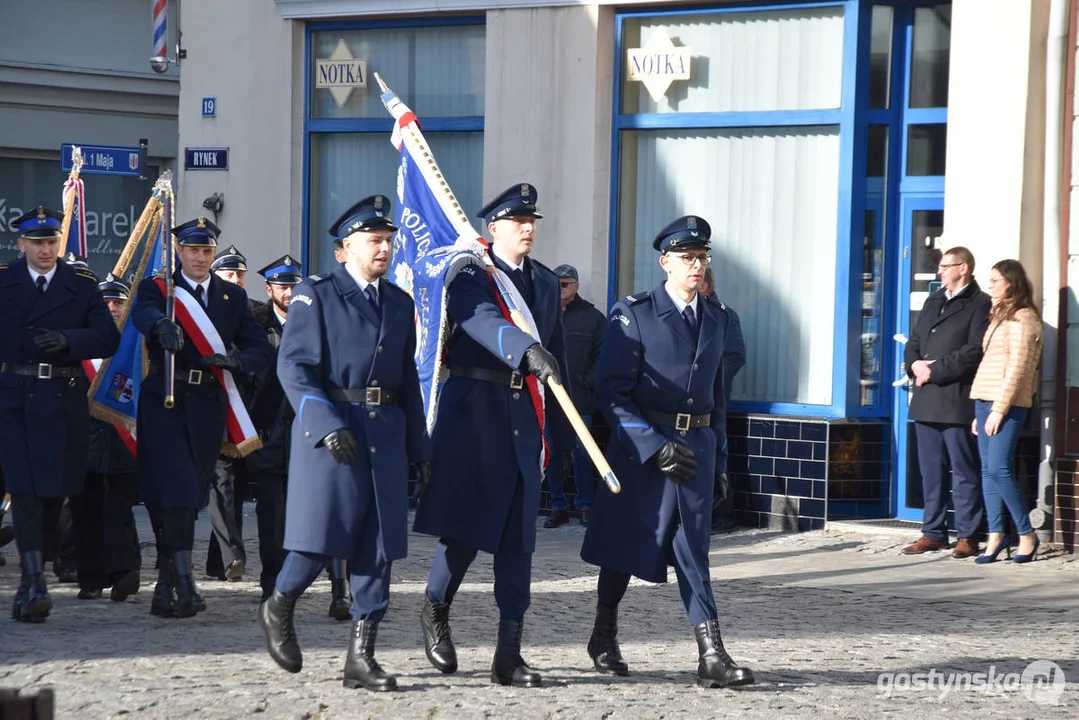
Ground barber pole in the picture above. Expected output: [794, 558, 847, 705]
[152, 0, 167, 60]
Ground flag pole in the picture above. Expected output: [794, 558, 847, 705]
[58, 146, 84, 257]
[375, 73, 620, 495]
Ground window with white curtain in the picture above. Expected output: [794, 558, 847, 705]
[307, 24, 484, 274]
[617, 127, 839, 405]
[616, 6, 845, 407]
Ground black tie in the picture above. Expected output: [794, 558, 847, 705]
[195, 284, 205, 306]
[683, 305, 698, 337]
[36, 276, 46, 295]
[365, 284, 379, 312]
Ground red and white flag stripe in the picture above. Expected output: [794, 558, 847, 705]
[82, 359, 138, 457]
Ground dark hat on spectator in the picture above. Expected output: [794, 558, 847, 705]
[477, 183, 543, 224]
[211, 245, 248, 272]
[98, 273, 131, 300]
[552, 264, 578, 282]
[329, 195, 398, 241]
[172, 217, 220, 247]
[652, 215, 711, 253]
[258, 255, 303, 285]
[14, 206, 63, 239]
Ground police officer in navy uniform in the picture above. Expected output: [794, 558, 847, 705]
[259, 195, 429, 692]
[247, 254, 352, 618]
[0, 206, 121, 622]
[70, 274, 143, 602]
[133, 218, 272, 619]
[204, 244, 254, 582]
[413, 183, 573, 688]
[580, 215, 755, 689]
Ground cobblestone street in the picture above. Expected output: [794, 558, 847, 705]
[1, 508, 1076, 719]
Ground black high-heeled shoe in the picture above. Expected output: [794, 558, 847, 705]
[1012, 537, 1041, 564]
[974, 541, 1012, 564]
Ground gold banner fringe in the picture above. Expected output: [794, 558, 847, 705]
[221, 435, 263, 459]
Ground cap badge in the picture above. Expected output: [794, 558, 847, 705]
[197, 217, 207, 229]
[521, 184, 530, 197]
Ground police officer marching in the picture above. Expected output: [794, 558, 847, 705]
[133, 218, 272, 619]
[0, 206, 121, 622]
[580, 215, 755, 688]
[413, 183, 573, 688]
[259, 195, 429, 692]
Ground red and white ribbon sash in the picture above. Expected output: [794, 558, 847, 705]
[62, 177, 87, 256]
[154, 278, 259, 452]
[82, 358, 138, 457]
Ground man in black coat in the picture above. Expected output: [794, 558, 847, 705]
[0, 206, 121, 622]
[543, 264, 605, 528]
[902, 246, 991, 558]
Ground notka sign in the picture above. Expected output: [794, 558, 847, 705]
[627, 30, 692, 103]
[316, 39, 368, 108]
[184, 147, 229, 171]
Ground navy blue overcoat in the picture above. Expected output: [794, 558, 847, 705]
[0, 257, 120, 498]
[278, 265, 428, 560]
[580, 283, 738, 583]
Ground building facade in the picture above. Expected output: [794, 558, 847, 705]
[172, 0, 1076, 548]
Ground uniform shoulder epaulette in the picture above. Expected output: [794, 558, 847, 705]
[623, 291, 650, 305]
[307, 272, 332, 284]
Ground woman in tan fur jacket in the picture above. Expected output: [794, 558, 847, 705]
[970, 260, 1042, 564]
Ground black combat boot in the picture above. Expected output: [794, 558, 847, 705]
[694, 619, 755, 688]
[150, 557, 177, 617]
[171, 551, 205, 618]
[13, 552, 52, 623]
[491, 618, 542, 687]
[586, 602, 629, 676]
[420, 595, 457, 673]
[110, 569, 141, 602]
[327, 558, 352, 621]
[343, 620, 397, 691]
[258, 589, 302, 673]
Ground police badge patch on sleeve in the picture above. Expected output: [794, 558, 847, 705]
[291, 293, 313, 306]
[611, 310, 630, 326]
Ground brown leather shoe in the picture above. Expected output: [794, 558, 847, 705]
[951, 538, 980, 558]
[901, 536, 950, 555]
[543, 509, 570, 529]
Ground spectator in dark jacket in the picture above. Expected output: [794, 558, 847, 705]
[544, 264, 606, 528]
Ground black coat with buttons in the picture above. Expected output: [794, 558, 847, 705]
[904, 279, 991, 425]
[0, 257, 120, 498]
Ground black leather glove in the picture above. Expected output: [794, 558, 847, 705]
[30, 328, 69, 354]
[559, 449, 574, 480]
[321, 428, 358, 465]
[520, 343, 561, 385]
[200, 353, 245, 374]
[652, 441, 698, 484]
[412, 461, 433, 500]
[153, 318, 184, 352]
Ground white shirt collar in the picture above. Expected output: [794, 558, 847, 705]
[274, 306, 288, 326]
[944, 282, 969, 301]
[28, 264, 58, 289]
[663, 282, 699, 316]
[181, 272, 210, 296]
[493, 248, 525, 272]
[344, 264, 379, 295]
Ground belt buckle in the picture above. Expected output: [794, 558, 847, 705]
[37, 363, 52, 380]
[188, 369, 203, 385]
[365, 387, 382, 406]
[675, 413, 691, 432]
[509, 371, 524, 390]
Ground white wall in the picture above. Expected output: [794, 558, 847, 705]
[177, 0, 301, 289]
[945, 0, 1048, 291]
[483, 5, 614, 305]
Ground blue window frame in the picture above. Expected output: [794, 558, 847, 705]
[302, 16, 485, 273]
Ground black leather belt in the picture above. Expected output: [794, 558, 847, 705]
[642, 410, 712, 431]
[449, 366, 526, 390]
[0, 362, 81, 380]
[148, 364, 217, 386]
[327, 388, 399, 406]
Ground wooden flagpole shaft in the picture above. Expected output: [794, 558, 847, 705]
[505, 306, 621, 495]
[112, 194, 162, 278]
[58, 147, 84, 258]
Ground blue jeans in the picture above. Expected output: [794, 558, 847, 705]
[974, 401, 1032, 535]
[547, 414, 595, 511]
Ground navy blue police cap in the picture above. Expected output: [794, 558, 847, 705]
[14, 206, 64, 239]
[477, 183, 543, 225]
[172, 217, 220, 247]
[98, 273, 131, 300]
[257, 254, 303, 285]
[652, 215, 712, 253]
[211, 244, 248, 272]
[64, 252, 91, 271]
[328, 194, 398, 242]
